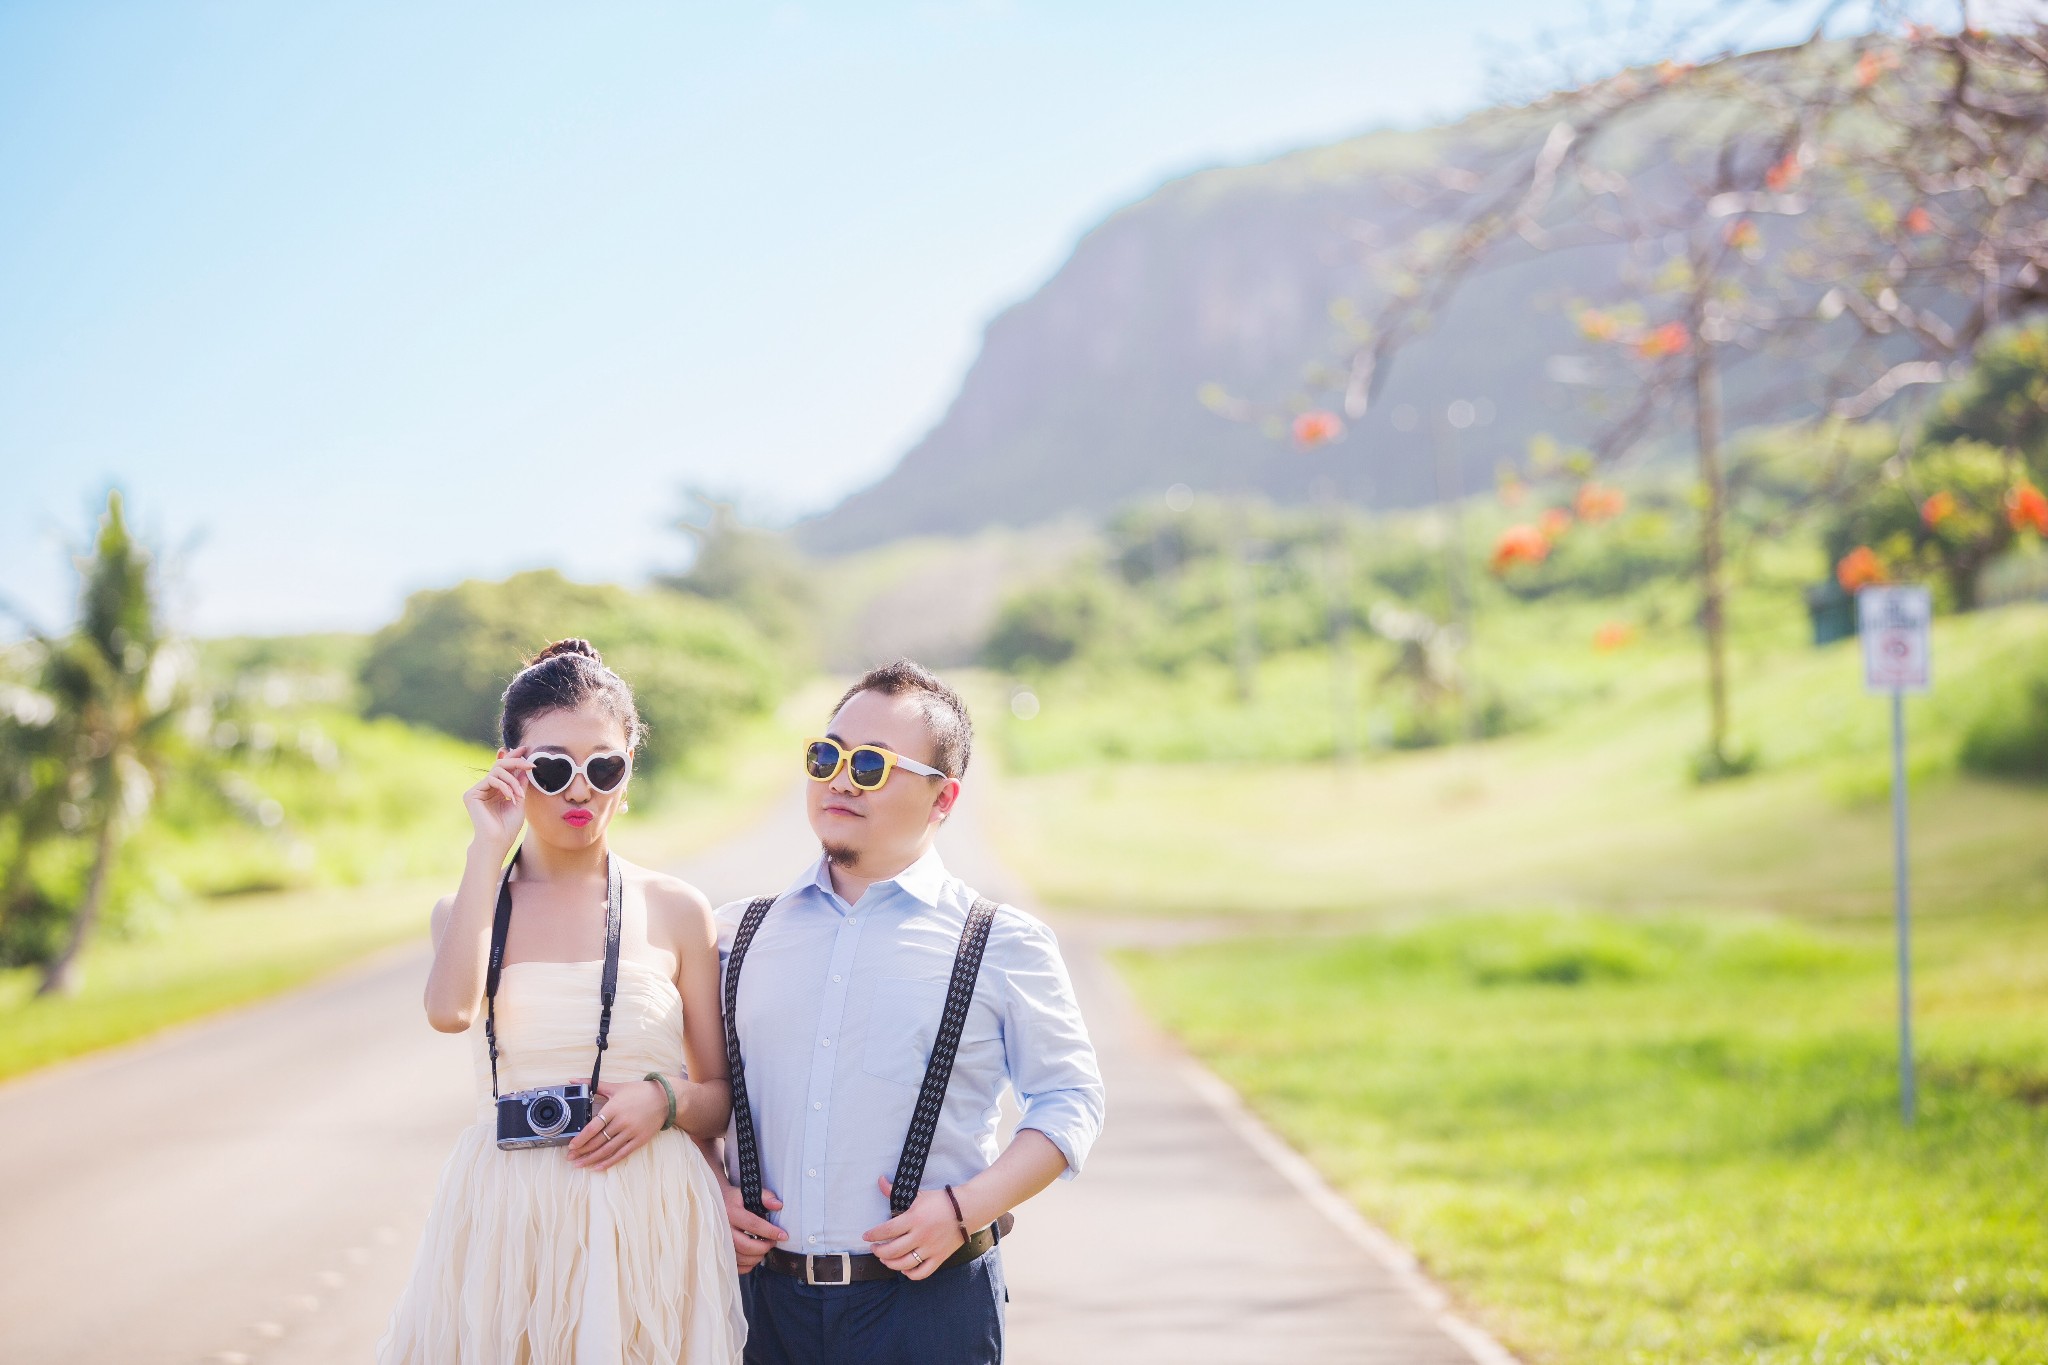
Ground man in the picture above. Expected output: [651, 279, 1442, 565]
[714, 660, 1105, 1365]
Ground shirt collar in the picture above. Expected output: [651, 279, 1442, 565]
[785, 845, 950, 913]
[887, 845, 950, 908]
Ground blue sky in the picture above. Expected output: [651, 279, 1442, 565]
[0, 0, 1848, 634]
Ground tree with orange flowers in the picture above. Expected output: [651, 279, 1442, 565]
[1489, 524, 1552, 574]
[1824, 441, 2023, 609]
[1308, 10, 2048, 777]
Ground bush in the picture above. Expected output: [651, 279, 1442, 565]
[359, 570, 778, 772]
[983, 575, 1132, 671]
[1820, 440, 2021, 610]
[1961, 670, 2048, 782]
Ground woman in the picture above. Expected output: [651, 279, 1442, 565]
[379, 639, 744, 1364]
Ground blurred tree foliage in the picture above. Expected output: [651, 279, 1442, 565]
[1822, 441, 2023, 610]
[1819, 324, 2048, 609]
[984, 483, 1711, 680]
[0, 493, 188, 992]
[359, 569, 778, 772]
[1922, 320, 2048, 474]
[985, 499, 1336, 676]
[658, 491, 816, 655]
[1961, 665, 2048, 783]
[979, 432, 1896, 758]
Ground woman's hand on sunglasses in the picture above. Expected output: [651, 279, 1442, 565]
[464, 748, 534, 854]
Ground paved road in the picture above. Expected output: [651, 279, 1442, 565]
[0, 782, 1506, 1364]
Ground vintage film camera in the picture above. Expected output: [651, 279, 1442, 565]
[496, 1081, 594, 1149]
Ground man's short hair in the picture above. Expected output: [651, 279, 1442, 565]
[834, 659, 973, 779]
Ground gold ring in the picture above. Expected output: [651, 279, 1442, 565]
[911, 1250, 925, 1266]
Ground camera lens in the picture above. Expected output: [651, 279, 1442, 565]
[528, 1093, 568, 1136]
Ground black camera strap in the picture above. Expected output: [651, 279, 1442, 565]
[590, 854, 624, 1093]
[483, 847, 625, 1102]
[724, 892, 1001, 1223]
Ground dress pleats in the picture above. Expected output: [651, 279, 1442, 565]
[378, 959, 745, 1365]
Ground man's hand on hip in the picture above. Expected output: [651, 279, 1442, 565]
[862, 1177, 970, 1282]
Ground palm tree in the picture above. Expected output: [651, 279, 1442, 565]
[9, 492, 186, 996]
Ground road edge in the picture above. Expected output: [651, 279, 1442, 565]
[1173, 1058, 1524, 1365]
[0, 937, 429, 1099]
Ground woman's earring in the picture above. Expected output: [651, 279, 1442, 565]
[621, 799, 630, 813]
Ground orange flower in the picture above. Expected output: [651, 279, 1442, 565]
[1490, 525, 1551, 574]
[1920, 489, 1957, 527]
[1577, 308, 1620, 342]
[1635, 322, 1691, 360]
[1903, 205, 1933, 235]
[1765, 151, 1802, 192]
[2008, 482, 2048, 535]
[1724, 219, 1761, 250]
[1593, 622, 1637, 651]
[1855, 50, 1897, 87]
[1292, 409, 1344, 449]
[1836, 545, 1889, 591]
[1538, 507, 1574, 540]
[1498, 475, 1529, 507]
[1575, 482, 1627, 522]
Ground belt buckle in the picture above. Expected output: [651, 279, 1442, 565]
[804, 1252, 851, 1286]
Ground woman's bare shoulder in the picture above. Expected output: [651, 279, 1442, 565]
[623, 861, 715, 935]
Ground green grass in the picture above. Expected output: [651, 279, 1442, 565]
[0, 879, 439, 1081]
[986, 604, 2048, 919]
[985, 598, 2048, 1363]
[1117, 909, 2048, 1364]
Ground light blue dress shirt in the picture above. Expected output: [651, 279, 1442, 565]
[716, 848, 1105, 1255]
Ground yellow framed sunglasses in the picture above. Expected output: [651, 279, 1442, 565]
[803, 737, 945, 791]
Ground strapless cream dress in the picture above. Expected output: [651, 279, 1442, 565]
[377, 959, 744, 1364]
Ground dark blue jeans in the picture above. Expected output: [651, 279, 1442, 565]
[738, 1251, 1006, 1365]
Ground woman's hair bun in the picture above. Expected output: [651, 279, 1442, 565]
[500, 636, 641, 750]
[528, 637, 603, 668]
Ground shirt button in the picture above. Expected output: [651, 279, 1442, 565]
[813, 1102, 823, 1110]
[808, 1169, 818, 1178]
[821, 1037, 831, 1047]
[832, 974, 842, 983]
[808, 1235, 817, 1245]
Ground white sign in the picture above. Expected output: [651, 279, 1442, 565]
[1859, 586, 1932, 694]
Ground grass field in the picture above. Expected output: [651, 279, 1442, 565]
[988, 604, 2048, 921]
[0, 683, 816, 1085]
[1117, 907, 2048, 1364]
[984, 600, 2048, 1364]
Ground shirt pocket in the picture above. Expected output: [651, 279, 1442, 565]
[861, 976, 950, 1087]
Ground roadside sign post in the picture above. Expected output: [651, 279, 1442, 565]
[1858, 585, 1931, 1125]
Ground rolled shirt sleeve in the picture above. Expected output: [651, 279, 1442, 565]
[995, 911, 1106, 1179]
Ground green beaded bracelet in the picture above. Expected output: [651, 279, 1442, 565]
[644, 1071, 679, 1131]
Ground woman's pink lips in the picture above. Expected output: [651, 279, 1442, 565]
[562, 809, 593, 827]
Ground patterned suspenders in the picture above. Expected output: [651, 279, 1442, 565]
[723, 895, 1001, 1221]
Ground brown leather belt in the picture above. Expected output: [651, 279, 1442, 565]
[759, 1213, 1014, 1285]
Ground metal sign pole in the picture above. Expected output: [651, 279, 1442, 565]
[1860, 584, 1928, 1127]
[1890, 687, 1915, 1125]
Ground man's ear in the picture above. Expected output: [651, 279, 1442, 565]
[931, 778, 962, 822]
